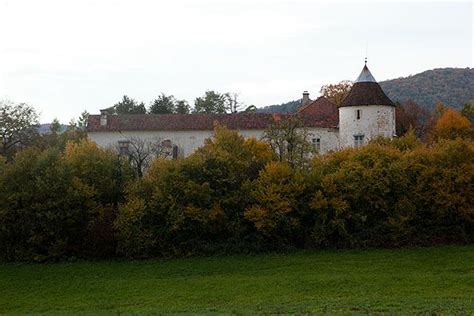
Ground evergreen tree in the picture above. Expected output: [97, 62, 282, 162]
[109, 95, 146, 114]
[149, 94, 177, 114]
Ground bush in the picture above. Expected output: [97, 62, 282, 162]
[244, 162, 306, 247]
[305, 138, 474, 248]
[0, 140, 129, 261]
[115, 127, 274, 258]
[404, 140, 474, 243]
[1, 130, 473, 261]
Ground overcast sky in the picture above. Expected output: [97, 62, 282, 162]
[0, 0, 472, 123]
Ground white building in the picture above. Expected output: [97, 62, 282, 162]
[87, 63, 395, 156]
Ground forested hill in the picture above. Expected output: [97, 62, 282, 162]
[258, 68, 474, 113]
[380, 68, 473, 111]
[257, 100, 301, 113]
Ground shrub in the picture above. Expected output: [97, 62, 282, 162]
[305, 137, 474, 248]
[115, 127, 274, 258]
[404, 139, 474, 243]
[0, 140, 129, 261]
[245, 162, 306, 246]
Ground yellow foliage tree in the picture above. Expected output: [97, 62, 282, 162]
[319, 80, 353, 107]
[431, 108, 473, 141]
[245, 162, 304, 240]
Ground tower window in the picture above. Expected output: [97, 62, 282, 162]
[354, 135, 364, 148]
[356, 109, 361, 120]
[312, 138, 321, 151]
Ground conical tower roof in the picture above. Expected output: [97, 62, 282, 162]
[341, 63, 394, 107]
[355, 64, 376, 82]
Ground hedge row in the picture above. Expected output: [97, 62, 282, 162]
[0, 129, 473, 261]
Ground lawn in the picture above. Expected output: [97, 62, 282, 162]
[1, 246, 473, 314]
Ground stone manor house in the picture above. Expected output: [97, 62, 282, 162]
[87, 63, 396, 157]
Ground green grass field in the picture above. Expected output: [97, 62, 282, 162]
[1, 246, 473, 314]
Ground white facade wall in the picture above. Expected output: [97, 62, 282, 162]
[306, 128, 340, 153]
[88, 127, 340, 157]
[339, 105, 396, 148]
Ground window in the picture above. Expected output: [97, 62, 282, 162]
[118, 140, 130, 155]
[356, 109, 361, 120]
[312, 138, 321, 151]
[354, 135, 364, 148]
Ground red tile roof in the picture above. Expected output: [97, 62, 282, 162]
[298, 96, 338, 124]
[87, 112, 338, 132]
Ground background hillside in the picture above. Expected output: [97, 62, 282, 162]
[380, 68, 473, 110]
[258, 68, 474, 113]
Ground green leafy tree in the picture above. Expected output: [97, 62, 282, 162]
[0, 140, 131, 261]
[49, 118, 61, 134]
[0, 100, 39, 160]
[175, 100, 191, 114]
[460, 103, 474, 123]
[109, 95, 146, 114]
[149, 94, 177, 114]
[77, 111, 89, 130]
[194, 91, 228, 114]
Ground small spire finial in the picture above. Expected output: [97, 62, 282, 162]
[365, 41, 368, 65]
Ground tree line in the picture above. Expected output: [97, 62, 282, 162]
[108, 91, 255, 115]
[0, 99, 473, 261]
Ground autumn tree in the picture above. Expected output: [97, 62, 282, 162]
[108, 95, 146, 114]
[263, 115, 314, 169]
[395, 100, 430, 138]
[319, 80, 353, 107]
[244, 161, 305, 244]
[430, 107, 473, 141]
[115, 126, 273, 257]
[0, 100, 39, 160]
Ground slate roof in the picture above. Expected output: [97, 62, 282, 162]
[355, 64, 377, 83]
[87, 112, 338, 132]
[341, 64, 394, 107]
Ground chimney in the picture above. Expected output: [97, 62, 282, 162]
[100, 109, 108, 126]
[302, 91, 310, 106]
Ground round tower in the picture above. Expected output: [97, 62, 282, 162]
[339, 62, 396, 148]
